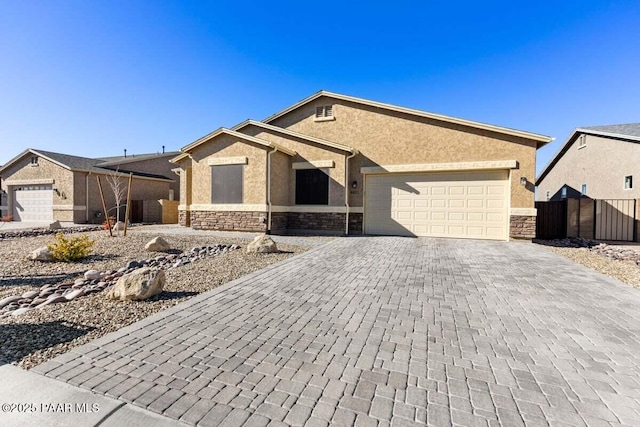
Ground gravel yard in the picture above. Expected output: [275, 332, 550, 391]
[0, 230, 308, 369]
[537, 240, 640, 289]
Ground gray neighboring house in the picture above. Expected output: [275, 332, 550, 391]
[0, 149, 179, 224]
[536, 123, 640, 201]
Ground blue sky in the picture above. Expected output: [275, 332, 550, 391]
[0, 1, 638, 176]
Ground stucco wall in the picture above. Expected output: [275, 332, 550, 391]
[188, 134, 267, 205]
[81, 173, 170, 224]
[269, 150, 290, 206]
[241, 125, 347, 206]
[269, 96, 538, 209]
[537, 134, 640, 201]
[103, 155, 179, 200]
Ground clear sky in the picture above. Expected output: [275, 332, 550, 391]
[1, 1, 638, 176]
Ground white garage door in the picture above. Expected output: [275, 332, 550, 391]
[13, 185, 54, 222]
[364, 171, 509, 240]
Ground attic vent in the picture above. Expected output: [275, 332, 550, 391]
[315, 105, 334, 121]
[30, 156, 39, 166]
[577, 135, 586, 149]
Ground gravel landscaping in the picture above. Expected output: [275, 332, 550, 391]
[536, 237, 640, 288]
[0, 230, 308, 369]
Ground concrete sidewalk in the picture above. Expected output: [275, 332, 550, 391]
[0, 363, 182, 426]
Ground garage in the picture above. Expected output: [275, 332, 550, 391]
[12, 185, 54, 222]
[364, 170, 509, 240]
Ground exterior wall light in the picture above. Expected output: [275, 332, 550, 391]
[351, 180, 358, 189]
[520, 177, 527, 186]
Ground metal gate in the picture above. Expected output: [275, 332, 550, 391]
[595, 199, 636, 241]
[535, 200, 567, 240]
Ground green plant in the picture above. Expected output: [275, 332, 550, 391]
[47, 232, 95, 262]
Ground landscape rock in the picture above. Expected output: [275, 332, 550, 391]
[247, 234, 278, 254]
[112, 221, 126, 231]
[106, 267, 165, 301]
[145, 236, 171, 252]
[11, 307, 32, 316]
[48, 220, 62, 230]
[65, 289, 85, 301]
[0, 295, 23, 308]
[21, 291, 39, 299]
[84, 270, 102, 280]
[28, 246, 54, 262]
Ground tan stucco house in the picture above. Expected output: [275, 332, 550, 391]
[0, 149, 179, 223]
[537, 123, 640, 201]
[173, 91, 552, 240]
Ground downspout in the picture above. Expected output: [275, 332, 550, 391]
[86, 172, 91, 223]
[344, 150, 358, 236]
[267, 146, 278, 234]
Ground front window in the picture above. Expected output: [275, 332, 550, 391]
[295, 169, 329, 205]
[211, 164, 243, 203]
[625, 175, 633, 189]
[561, 186, 567, 199]
[581, 184, 587, 195]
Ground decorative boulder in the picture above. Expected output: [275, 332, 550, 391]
[28, 246, 54, 261]
[49, 220, 62, 230]
[145, 237, 170, 252]
[106, 267, 165, 301]
[84, 270, 102, 280]
[247, 234, 278, 254]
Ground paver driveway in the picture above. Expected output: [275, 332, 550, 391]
[34, 237, 640, 426]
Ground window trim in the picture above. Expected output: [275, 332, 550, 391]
[210, 164, 244, 204]
[624, 175, 633, 190]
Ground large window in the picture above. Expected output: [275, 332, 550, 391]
[295, 169, 329, 205]
[211, 165, 243, 203]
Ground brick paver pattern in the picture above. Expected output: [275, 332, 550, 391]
[34, 237, 640, 426]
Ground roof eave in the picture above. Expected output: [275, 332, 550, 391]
[178, 128, 297, 158]
[232, 119, 356, 153]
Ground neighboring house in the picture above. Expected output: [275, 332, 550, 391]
[0, 149, 179, 223]
[172, 91, 552, 240]
[536, 123, 640, 201]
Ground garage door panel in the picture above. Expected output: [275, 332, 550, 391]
[365, 171, 508, 240]
[13, 186, 53, 222]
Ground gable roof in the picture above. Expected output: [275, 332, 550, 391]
[263, 90, 553, 146]
[536, 123, 640, 185]
[0, 149, 173, 182]
[97, 151, 181, 167]
[172, 128, 297, 163]
[231, 120, 356, 153]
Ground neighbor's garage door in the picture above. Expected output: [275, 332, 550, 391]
[12, 185, 54, 222]
[364, 171, 509, 240]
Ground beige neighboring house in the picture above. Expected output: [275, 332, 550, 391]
[0, 149, 179, 224]
[536, 123, 640, 201]
[172, 91, 553, 240]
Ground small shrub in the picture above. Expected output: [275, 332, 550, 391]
[47, 232, 95, 262]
